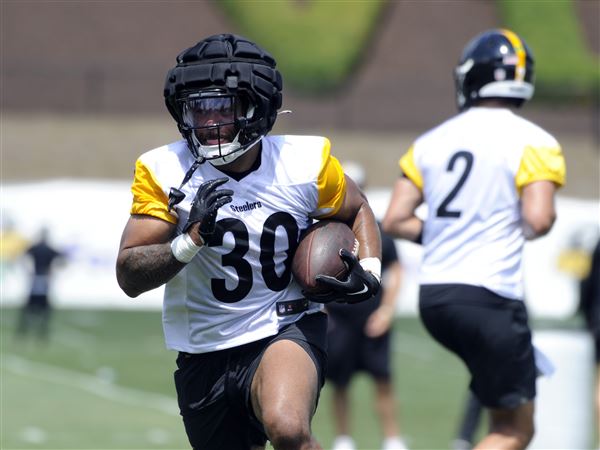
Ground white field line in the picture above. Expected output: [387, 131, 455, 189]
[2, 353, 179, 416]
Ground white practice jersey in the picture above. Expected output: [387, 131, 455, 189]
[400, 107, 565, 300]
[130, 135, 346, 353]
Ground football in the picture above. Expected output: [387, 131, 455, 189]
[292, 220, 358, 294]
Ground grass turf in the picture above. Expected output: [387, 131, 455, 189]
[1, 307, 476, 449]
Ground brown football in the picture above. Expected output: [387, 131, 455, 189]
[292, 220, 358, 294]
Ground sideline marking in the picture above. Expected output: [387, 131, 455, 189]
[2, 353, 179, 416]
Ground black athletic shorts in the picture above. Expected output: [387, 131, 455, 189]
[326, 313, 391, 386]
[26, 294, 50, 309]
[419, 284, 536, 409]
[173, 312, 327, 450]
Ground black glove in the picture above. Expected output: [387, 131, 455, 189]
[183, 177, 233, 240]
[304, 249, 380, 304]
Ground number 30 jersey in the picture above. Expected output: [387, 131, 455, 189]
[399, 107, 566, 300]
[130, 135, 346, 353]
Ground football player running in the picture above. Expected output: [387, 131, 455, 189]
[382, 29, 565, 450]
[116, 34, 381, 450]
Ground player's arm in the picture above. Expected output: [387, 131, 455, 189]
[311, 175, 382, 304]
[383, 145, 425, 242]
[331, 175, 381, 262]
[520, 181, 557, 240]
[117, 157, 188, 297]
[117, 177, 233, 298]
[380, 260, 402, 312]
[307, 147, 381, 304]
[116, 215, 183, 298]
[365, 259, 402, 338]
[382, 176, 424, 242]
[516, 144, 565, 240]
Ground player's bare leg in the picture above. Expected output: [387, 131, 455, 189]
[375, 379, 400, 438]
[375, 380, 408, 449]
[251, 339, 322, 450]
[475, 401, 534, 450]
[331, 386, 356, 449]
[332, 386, 351, 436]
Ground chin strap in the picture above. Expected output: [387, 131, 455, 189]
[208, 134, 263, 167]
[168, 159, 204, 211]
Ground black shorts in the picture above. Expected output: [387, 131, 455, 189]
[419, 284, 536, 409]
[173, 312, 327, 450]
[26, 294, 50, 309]
[326, 313, 391, 386]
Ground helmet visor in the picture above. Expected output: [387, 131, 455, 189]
[181, 93, 241, 145]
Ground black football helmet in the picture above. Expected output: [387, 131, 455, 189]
[454, 29, 535, 111]
[164, 34, 283, 165]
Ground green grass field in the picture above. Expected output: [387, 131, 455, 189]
[1, 307, 479, 450]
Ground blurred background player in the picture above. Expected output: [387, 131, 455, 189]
[327, 161, 407, 450]
[116, 34, 382, 450]
[0, 213, 29, 273]
[16, 227, 64, 342]
[382, 29, 566, 450]
[1, 214, 29, 258]
[580, 238, 600, 449]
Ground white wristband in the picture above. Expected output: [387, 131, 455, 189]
[360, 257, 382, 283]
[171, 233, 203, 263]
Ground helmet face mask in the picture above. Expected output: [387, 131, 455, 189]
[454, 29, 535, 111]
[179, 90, 259, 166]
[164, 34, 283, 165]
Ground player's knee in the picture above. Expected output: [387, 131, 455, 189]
[517, 419, 535, 448]
[490, 415, 535, 449]
[262, 411, 312, 449]
[507, 423, 534, 449]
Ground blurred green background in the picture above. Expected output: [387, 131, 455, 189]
[219, 0, 599, 102]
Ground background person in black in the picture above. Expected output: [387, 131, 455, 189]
[16, 227, 64, 341]
[326, 162, 407, 450]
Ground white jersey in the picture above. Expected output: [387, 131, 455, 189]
[400, 107, 565, 299]
[130, 135, 346, 353]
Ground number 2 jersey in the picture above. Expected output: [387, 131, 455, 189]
[130, 135, 346, 353]
[399, 107, 566, 300]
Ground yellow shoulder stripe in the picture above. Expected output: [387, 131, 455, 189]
[501, 29, 526, 82]
[131, 159, 178, 224]
[316, 138, 346, 218]
[515, 145, 566, 194]
[399, 145, 423, 190]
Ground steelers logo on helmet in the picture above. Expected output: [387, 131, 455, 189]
[164, 34, 283, 165]
[454, 29, 535, 111]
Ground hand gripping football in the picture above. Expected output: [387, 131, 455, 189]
[292, 220, 359, 295]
